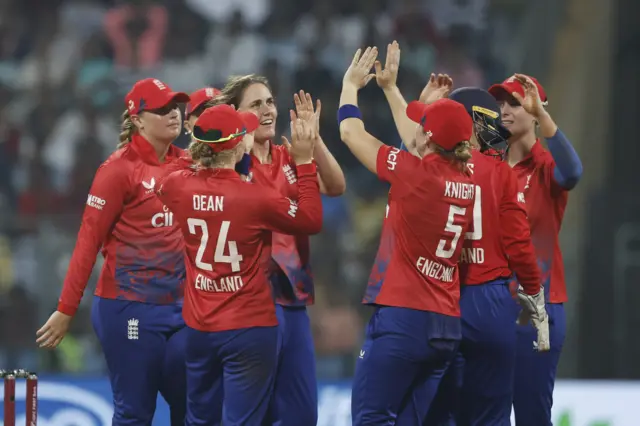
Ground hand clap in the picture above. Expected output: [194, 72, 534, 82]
[343, 46, 378, 90]
[375, 41, 400, 90]
[282, 110, 316, 165]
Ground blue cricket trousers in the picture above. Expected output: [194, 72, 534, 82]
[513, 303, 566, 426]
[351, 306, 460, 426]
[263, 305, 318, 426]
[91, 296, 187, 426]
[425, 279, 519, 426]
[185, 325, 279, 426]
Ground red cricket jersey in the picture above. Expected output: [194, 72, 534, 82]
[249, 144, 315, 306]
[511, 141, 569, 303]
[460, 151, 541, 294]
[58, 134, 186, 316]
[368, 146, 475, 317]
[156, 163, 322, 332]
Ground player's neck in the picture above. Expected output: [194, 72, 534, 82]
[252, 139, 272, 164]
[505, 132, 536, 167]
[141, 131, 172, 163]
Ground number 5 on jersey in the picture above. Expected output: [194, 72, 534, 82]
[435, 185, 482, 259]
[187, 218, 243, 272]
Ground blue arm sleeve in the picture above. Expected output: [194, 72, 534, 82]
[235, 153, 251, 176]
[547, 129, 583, 190]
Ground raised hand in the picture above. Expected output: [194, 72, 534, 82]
[343, 46, 378, 90]
[294, 90, 322, 136]
[375, 41, 401, 90]
[419, 73, 453, 105]
[282, 110, 316, 165]
[510, 74, 546, 118]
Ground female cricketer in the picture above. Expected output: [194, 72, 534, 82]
[36, 78, 191, 425]
[339, 46, 476, 425]
[489, 73, 583, 426]
[156, 104, 323, 426]
[375, 42, 549, 425]
[209, 74, 346, 426]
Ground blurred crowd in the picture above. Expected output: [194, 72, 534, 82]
[0, 0, 530, 378]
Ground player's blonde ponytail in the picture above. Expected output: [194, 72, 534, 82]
[117, 110, 136, 149]
[433, 140, 473, 172]
[188, 140, 240, 169]
[453, 141, 473, 162]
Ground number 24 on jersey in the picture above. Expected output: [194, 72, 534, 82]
[187, 218, 244, 272]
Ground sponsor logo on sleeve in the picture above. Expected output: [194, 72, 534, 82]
[86, 194, 106, 210]
[287, 198, 298, 218]
[386, 147, 400, 171]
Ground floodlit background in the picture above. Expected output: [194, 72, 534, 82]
[0, 0, 638, 424]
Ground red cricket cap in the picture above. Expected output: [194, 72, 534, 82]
[193, 104, 259, 152]
[488, 75, 548, 105]
[125, 78, 190, 114]
[186, 87, 221, 118]
[406, 98, 473, 151]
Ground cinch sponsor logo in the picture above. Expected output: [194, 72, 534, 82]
[386, 147, 400, 171]
[87, 194, 106, 210]
[151, 205, 174, 228]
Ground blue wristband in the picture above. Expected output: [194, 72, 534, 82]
[235, 153, 251, 176]
[337, 104, 362, 125]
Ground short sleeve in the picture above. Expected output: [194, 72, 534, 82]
[376, 145, 422, 188]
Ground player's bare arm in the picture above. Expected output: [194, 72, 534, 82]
[375, 41, 415, 149]
[339, 46, 384, 174]
[293, 90, 346, 196]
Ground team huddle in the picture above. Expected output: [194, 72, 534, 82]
[34, 40, 582, 426]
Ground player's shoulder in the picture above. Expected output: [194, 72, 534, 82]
[470, 149, 500, 169]
[98, 147, 136, 177]
[166, 154, 196, 174]
[530, 140, 556, 166]
[158, 168, 195, 194]
[166, 167, 194, 183]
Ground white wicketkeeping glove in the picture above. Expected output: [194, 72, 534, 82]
[516, 286, 550, 352]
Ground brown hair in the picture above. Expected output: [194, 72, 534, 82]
[434, 141, 473, 170]
[117, 110, 136, 149]
[205, 74, 272, 110]
[453, 141, 473, 162]
[188, 140, 242, 169]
